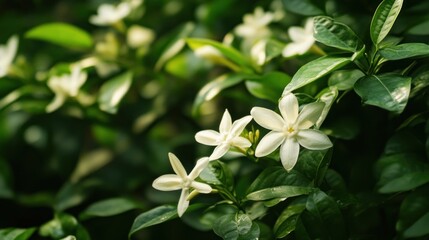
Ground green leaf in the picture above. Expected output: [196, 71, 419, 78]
[404, 211, 429, 238]
[379, 43, 429, 60]
[375, 153, 429, 193]
[354, 73, 411, 113]
[265, 39, 286, 62]
[274, 201, 306, 238]
[80, 197, 140, 219]
[294, 149, 332, 187]
[283, 56, 351, 94]
[98, 71, 133, 114]
[193, 73, 254, 116]
[247, 167, 311, 194]
[187, 38, 253, 71]
[155, 22, 195, 70]
[370, 0, 403, 45]
[245, 71, 291, 102]
[378, 172, 429, 193]
[26, 22, 93, 49]
[282, 0, 324, 16]
[246, 186, 314, 201]
[397, 186, 429, 237]
[302, 190, 347, 240]
[407, 19, 429, 35]
[213, 213, 260, 240]
[0, 158, 13, 199]
[313, 16, 363, 52]
[129, 205, 178, 237]
[328, 69, 364, 91]
[0, 228, 35, 240]
[199, 160, 234, 190]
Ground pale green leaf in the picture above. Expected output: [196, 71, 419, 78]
[283, 56, 351, 94]
[98, 71, 133, 114]
[80, 198, 140, 219]
[129, 205, 177, 237]
[26, 22, 93, 49]
[370, 0, 403, 45]
[0, 228, 35, 240]
[328, 69, 364, 91]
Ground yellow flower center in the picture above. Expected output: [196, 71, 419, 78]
[283, 125, 297, 137]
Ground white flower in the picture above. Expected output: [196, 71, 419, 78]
[235, 7, 275, 45]
[0, 35, 18, 78]
[127, 25, 155, 48]
[90, 2, 131, 26]
[251, 93, 332, 171]
[152, 153, 212, 217]
[250, 39, 267, 66]
[195, 109, 252, 160]
[282, 18, 315, 58]
[46, 66, 87, 112]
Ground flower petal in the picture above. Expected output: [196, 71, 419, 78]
[288, 26, 308, 42]
[177, 189, 190, 217]
[297, 129, 333, 150]
[251, 107, 284, 131]
[232, 136, 252, 148]
[279, 93, 299, 124]
[188, 157, 210, 179]
[280, 138, 300, 171]
[209, 143, 230, 160]
[297, 102, 325, 129]
[219, 109, 232, 134]
[230, 115, 252, 136]
[191, 181, 212, 193]
[195, 130, 220, 146]
[152, 174, 182, 191]
[168, 152, 187, 179]
[255, 131, 285, 157]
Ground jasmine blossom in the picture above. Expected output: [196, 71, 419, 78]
[152, 153, 212, 217]
[251, 93, 332, 171]
[195, 109, 252, 160]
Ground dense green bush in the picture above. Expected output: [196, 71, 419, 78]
[1, 0, 429, 239]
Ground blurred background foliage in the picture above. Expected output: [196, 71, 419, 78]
[0, 0, 429, 239]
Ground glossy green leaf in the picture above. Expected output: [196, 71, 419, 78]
[246, 186, 314, 201]
[313, 16, 363, 52]
[379, 172, 429, 193]
[404, 212, 429, 238]
[98, 71, 133, 114]
[302, 190, 347, 240]
[354, 73, 411, 113]
[294, 149, 332, 187]
[376, 153, 429, 193]
[26, 22, 93, 49]
[370, 0, 403, 45]
[213, 213, 259, 240]
[265, 39, 286, 62]
[282, 0, 324, 16]
[328, 69, 364, 91]
[187, 38, 253, 71]
[283, 56, 351, 94]
[397, 186, 429, 237]
[247, 167, 311, 194]
[199, 160, 234, 191]
[274, 202, 306, 238]
[322, 116, 361, 140]
[0, 228, 35, 240]
[380, 43, 429, 60]
[129, 205, 177, 237]
[193, 73, 254, 116]
[80, 197, 140, 219]
[245, 71, 291, 102]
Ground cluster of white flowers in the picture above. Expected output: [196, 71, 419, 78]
[153, 92, 332, 216]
